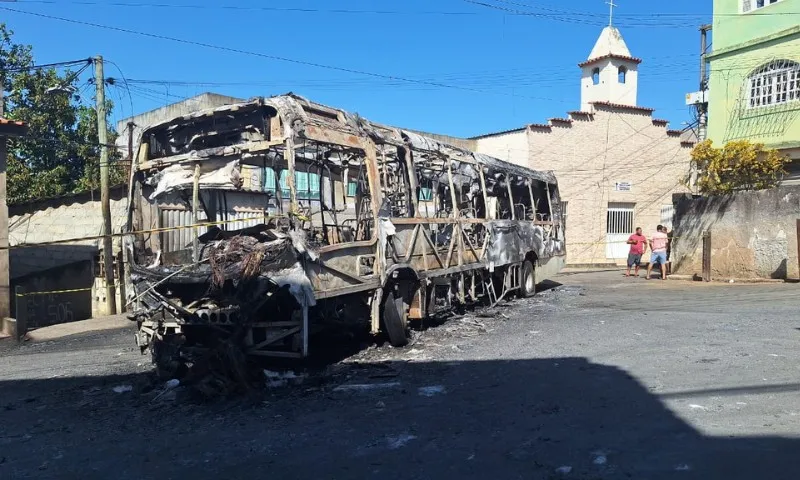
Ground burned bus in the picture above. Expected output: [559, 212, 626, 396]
[125, 94, 565, 369]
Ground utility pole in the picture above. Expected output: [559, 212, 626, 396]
[95, 55, 116, 315]
[697, 24, 712, 141]
[0, 86, 9, 321]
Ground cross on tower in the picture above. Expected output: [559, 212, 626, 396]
[606, 0, 617, 26]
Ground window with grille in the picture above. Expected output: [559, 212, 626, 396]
[606, 203, 635, 235]
[747, 60, 800, 108]
[742, 0, 781, 13]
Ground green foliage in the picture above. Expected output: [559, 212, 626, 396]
[1, 23, 124, 204]
[690, 139, 789, 195]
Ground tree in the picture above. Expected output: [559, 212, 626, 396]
[690, 139, 789, 195]
[1, 23, 122, 204]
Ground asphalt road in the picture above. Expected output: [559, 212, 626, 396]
[1, 271, 799, 479]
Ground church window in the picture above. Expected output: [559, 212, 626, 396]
[747, 60, 800, 108]
[592, 68, 600, 85]
[618, 66, 627, 84]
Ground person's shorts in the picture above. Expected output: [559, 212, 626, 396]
[627, 253, 642, 267]
[651, 251, 667, 266]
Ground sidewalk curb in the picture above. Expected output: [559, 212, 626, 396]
[666, 275, 794, 284]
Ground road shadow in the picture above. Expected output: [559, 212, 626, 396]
[0, 356, 798, 479]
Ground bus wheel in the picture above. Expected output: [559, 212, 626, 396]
[382, 285, 410, 347]
[520, 260, 537, 298]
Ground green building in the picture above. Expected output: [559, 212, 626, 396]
[707, 0, 800, 176]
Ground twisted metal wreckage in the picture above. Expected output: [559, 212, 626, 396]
[125, 94, 565, 375]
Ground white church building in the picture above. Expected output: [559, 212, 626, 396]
[463, 26, 696, 266]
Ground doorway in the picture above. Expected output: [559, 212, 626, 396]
[606, 203, 635, 259]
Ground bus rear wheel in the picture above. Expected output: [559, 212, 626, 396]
[520, 260, 537, 298]
[382, 286, 410, 347]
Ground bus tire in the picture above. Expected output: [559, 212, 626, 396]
[382, 286, 410, 347]
[520, 260, 536, 298]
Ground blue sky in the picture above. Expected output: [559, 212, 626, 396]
[2, 0, 711, 137]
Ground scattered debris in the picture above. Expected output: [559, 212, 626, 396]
[333, 382, 402, 393]
[593, 455, 607, 465]
[386, 434, 417, 449]
[417, 385, 446, 397]
[112, 385, 133, 394]
[675, 464, 691, 471]
[688, 404, 708, 411]
[264, 370, 305, 388]
[555, 466, 573, 474]
[151, 380, 184, 403]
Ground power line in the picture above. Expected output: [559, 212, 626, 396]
[3, 58, 92, 73]
[474, 0, 798, 19]
[14, 0, 799, 17]
[464, 0, 704, 28]
[14, 0, 482, 16]
[0, 6, 571, 103]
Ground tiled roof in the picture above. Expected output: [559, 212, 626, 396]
[567, 110, 593, 116]
[578, 53, 643, 68]
[0, 117, 25, 127]
[528, 123, 552, 130]
[652, 119, 669, 126]
[549, 117, 573, 125]
[0, 117, 27, 137]
[590, 101, 655, 114]
[666, 129, 683, 136]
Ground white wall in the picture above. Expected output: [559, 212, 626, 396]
[474, 130, 529, 167]
[580, 59, 639, 111]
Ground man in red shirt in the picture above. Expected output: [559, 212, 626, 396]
[647, 225, 670, 280]
[625, 227, 647, 277]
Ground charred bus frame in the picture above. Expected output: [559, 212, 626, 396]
[125, 94, 565, 366]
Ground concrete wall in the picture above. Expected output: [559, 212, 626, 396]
[9, 188, 128, 316]
[115, 92, 244, 158]
[476, 106, 693, 266]
[474, 130, 529, 166]
[401, 128, 477, 151]
[12, 260, 94, 329]
[671, 186, 800, 280]
[712, 0, 799, 52]
[707, 0, 800, 155]
[707, 32, 800, 153]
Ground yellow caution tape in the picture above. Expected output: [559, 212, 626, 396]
[15, 284, 121, 297]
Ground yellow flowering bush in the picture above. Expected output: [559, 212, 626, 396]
[690, 139, 789, 194]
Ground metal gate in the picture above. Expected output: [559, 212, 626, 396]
[660, 204, 674, 231]
[606, 203, 635, 259]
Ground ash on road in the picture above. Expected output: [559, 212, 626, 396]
[1, 271, 799, 479]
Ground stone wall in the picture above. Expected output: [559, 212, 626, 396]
[8, 187, 128, 316]
[9, 187, 128, 278]
[671, 187, 800, 280]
